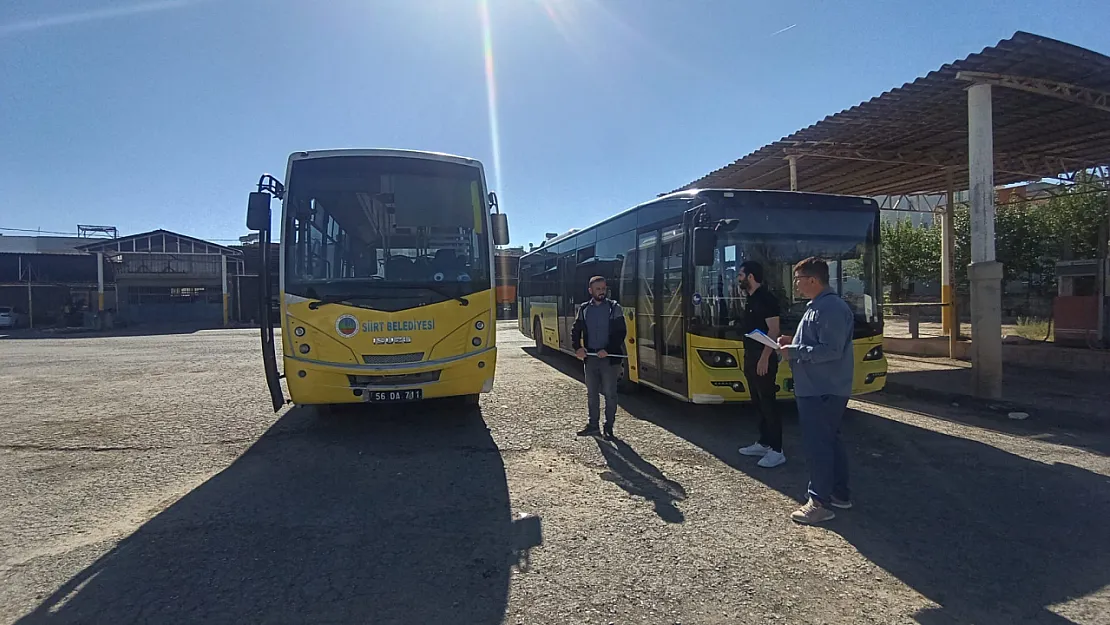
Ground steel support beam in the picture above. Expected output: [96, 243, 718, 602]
[943, 170, 959, 359]
[782, 145, 1101, 183]
[221, 257, 229, 327]
[1100, 191, 1110, 345]
[97, 252, 105, 313]
[956, 71, 1110, 114]
[967, 83, 1003, 399]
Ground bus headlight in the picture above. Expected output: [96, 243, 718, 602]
[863, 345, 884, 361]
[698, 350, 738, 368]
[299, 344, 311, 354]
[475, 320, 485, 331]
[472, 337, 482, 347]
[294, 326, 306, 337]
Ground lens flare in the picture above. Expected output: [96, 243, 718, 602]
[478, 0, 503, 207]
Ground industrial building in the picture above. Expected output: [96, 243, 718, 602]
[0, 228, 245, 329]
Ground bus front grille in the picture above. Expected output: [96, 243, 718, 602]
[361, 352, 425, 365]
[348, 370, 441, 387]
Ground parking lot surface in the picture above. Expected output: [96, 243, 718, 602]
[2, 323, 1109, 624]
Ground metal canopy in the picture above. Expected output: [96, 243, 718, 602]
[677, 31, 1110, 197]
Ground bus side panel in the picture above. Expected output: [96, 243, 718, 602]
[624, 307, 639, 383]
[528, 302, 558, 349]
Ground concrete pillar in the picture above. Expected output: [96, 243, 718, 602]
[967, 82, 1003, 398]
[788, 156, 798, 191]
[97, 252, 105, 312]
[221, 256, 229, 327]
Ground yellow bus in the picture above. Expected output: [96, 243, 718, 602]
[246, 149, 510, 412]
[517, 188, 886, 403]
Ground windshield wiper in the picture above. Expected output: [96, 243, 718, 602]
[306, 285, 469, 308]
[308, 294, 362, 310]
[399, 284, 469, 306]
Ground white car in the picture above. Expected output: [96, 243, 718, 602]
[0, 306, 22, 329]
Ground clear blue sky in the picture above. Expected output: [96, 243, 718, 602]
[2, 0, 1108, 249]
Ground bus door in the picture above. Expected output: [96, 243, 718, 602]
[636, 227, 688, 397]
[246, 184, 287, 413]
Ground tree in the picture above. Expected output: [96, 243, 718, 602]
[951, 176, 1107, 297]
[880, 217, 941, 300]
[994, 197, 1051, 289]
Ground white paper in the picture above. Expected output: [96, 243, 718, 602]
[744, 329, 781, 351]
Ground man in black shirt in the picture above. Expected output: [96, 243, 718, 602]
[735, 261, 786, 468]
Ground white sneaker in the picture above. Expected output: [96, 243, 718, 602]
[739, 442, 771, 457]
[757, 450, 786, 468]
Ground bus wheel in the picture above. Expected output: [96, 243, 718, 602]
[617, 358, 637, 394]
[533, 319, 545, 354]
[454, 393, 481, 413]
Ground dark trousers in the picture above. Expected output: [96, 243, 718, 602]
[744, 354, 781, 452]
[796, 394, 851, 505]
[584, 356, 618, 427]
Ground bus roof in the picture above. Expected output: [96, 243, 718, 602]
[286, 148, 484, 169]
[522, 188, 877, 258]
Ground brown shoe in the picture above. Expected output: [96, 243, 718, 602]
[791, 498, 836, 525]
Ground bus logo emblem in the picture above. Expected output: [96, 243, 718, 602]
[335, 314, 359, 338]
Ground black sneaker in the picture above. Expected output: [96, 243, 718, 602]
[577, 424, 600, 437]
[603, 425, 615, 440]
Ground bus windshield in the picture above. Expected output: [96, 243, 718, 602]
[691, 203, 880, 338]
[283, 155, 491, 307]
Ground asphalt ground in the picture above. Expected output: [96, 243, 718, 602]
[1, 322, 1108, 624]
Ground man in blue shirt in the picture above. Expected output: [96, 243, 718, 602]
[777, 257, 855, 525]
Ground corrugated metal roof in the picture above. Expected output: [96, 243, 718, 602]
[677, 31, 1110, 196]
[76, 229, 242, 255]
[0, 236, 89, 256]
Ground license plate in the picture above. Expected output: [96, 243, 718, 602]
[365, 389, 423, 403]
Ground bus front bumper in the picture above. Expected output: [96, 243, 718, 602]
[283, 347, 498, 406]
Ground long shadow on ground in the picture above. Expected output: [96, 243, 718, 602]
[595, 437, 687, 524]
[881, 360, 1110, 443]
[526, 346, 1110, 625]
[16, 401, 523, 625]
[859, 390, 1110, 457]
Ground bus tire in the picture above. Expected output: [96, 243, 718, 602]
[533, 318, 545, 354]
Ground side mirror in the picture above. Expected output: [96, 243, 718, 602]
[492, 213, 510, 246]
[692, 227, 716, 266]
[247, 192, 272, 232]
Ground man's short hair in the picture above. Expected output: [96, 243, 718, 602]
[738, 260, 764, 283]
[589, 275, 606, 286]
[793, 257, 830, 285]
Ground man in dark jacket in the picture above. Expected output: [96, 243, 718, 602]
[571, 276, 627, 439]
